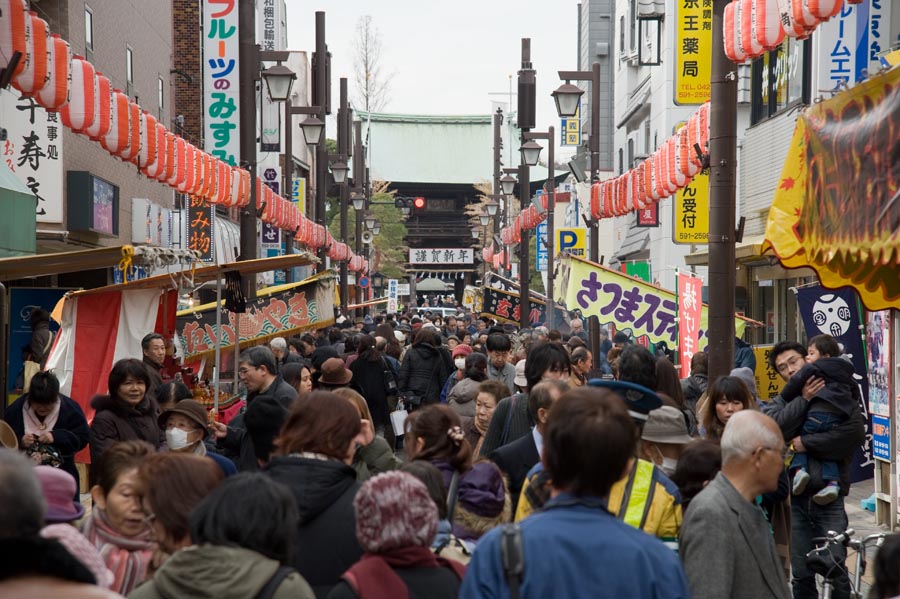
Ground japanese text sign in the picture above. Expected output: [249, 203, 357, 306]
[409, 248, 474, 265]
[536, 221, 548, 271]
[0, 90, 64, 223]
[674, 0, 712, 105]
[636, 203, 659, 228]
[556, 227, 587, 257]
[673, 171, 709, 244]
[677, 272, 702, 377]
[203, 0, 241, 166]
[556, 255, 749, 348]
[387, 279, 398, 313]
[186, 197, 215, 263]
[753, 345, 785, 402]
[292, 177, 306, 215]
[561, 101, 582, 146]
[481, 287, 545, 326]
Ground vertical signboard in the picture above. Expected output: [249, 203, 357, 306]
[673, 172, 709, 244]
[817, 1, 892, 91]
[867, 310, 891, 461]
[535, 221, 548, 271]
[292, 177, 306, 215]
[674, 0, 713, 105]
[387, 279, 399, 313]
[561, 101, 582, 146]
[0, 90, 64, 222]
[753, 345, 786, 401]
[258, 0, 281, 152]
[677, 272, 702, 377]
[203, 0, 241, 166]
[556, 227, 587, 257]
[636, 203, 659, 227]
[186, 197, 215, 263]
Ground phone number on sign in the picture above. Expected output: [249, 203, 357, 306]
[678, 233, 708, 241]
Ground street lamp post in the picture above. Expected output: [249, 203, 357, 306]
[313, 11, 330, 271]
[522, 125, 555, 329]
[517, 38, 536, 332]
[553, 61, 601, 362]
[337, 77, 352, 315]
[238, 0, 259, 298]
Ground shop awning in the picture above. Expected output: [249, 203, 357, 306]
[684, 234, 770, 266]
[0, 245, 138, 281]
[0, 160, 36, 258]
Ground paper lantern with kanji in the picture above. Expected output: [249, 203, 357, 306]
[665, 137, 688, 190]
[677, 125, 701, 177]
[101, 90, 130, 155]
[177, 144, 197, 193]
[142, 122, 167, 179]
[188, 146, 205, 196]
[740, 0, 764, 58]
[724, 0, 748, 63]
[36, 34, 70, 111]
[14, 12, 48, 95]
[135, 112, 158, 169]
[195, 152, 211, 199]
[60, 56, 95, 132]
[755, 0, 786, 50]
[778, 0, 813, 36]
[211, 159, 231, 205]
[86, 74, 111, 140]
[1, 0, 28, 80]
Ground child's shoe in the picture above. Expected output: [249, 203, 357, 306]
[792, 469, 810, 495]
[812, 482, 840, 505]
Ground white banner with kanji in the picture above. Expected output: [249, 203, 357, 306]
[677, 272, 702, 378]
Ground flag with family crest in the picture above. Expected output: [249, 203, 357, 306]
[795, 285, 873, 482]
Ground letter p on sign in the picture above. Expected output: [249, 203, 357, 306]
[556, 227, 587, 257]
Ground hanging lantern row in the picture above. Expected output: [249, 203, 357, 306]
[590, 102, 710, 220]
[482, 245, 494, 263]
[0, 0, 369, 273]
[724, 0, 857, 63]
[498, 202, 547, 246]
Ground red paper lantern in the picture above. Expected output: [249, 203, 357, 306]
[101, 90, 130, 155]
[167, 135, 187, 188]
[142, 122, 167, 179]
[178, 143, 196, 193]
[114, 102, 141, 162]
[590, 181, 601, 220]
[756, 0, 786, 50]
[724, 1, 747, 63]
[14, 12, 48, 95]
[212, 159, 231, 205]
[740, 0, 764, 58]
[36, 34, 70, 111]
[60, 56, 95, 132]
[1, 0, 28, 80]
[779, 0, 814, 36]
[134, 111, 157, 168]
[86, 74, 111, 140]
[790, 0, 820, 28]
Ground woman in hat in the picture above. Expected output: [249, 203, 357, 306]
[5, 370, 89, 496]
[159, 399, 236, 477]
[326, 472, 465, 599]
[82, 440, 157, 595]
[318, 357, 362, 394]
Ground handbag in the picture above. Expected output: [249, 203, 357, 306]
[381, 357, 399, 395]
[25, 441, 62, 468]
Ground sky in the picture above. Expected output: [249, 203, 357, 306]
[284, 0, 581, 160]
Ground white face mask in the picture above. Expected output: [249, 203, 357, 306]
[454, 358, 467, 370]
[653, 445, 678, 477]
[166, 427, 193, 451]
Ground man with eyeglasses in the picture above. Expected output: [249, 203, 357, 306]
[762, 341, 866, 599]
[212, 346, 298, 471]
[681, 410, 791, 599]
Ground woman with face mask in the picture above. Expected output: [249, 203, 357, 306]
[638, 406, 694, 478]
[159, 399, 236, 477]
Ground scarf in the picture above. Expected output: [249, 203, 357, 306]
[81, 508, 155, 596]
[342, 546, 465, 599]
[24, 399, 60, 436]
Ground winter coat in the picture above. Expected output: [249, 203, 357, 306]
[680, 373, 708, 412]
[486, 362, 517, 396]
[780, 357, 859, 417]
[734, 338, 756, 370]
[128, 544, 314, 599]
[349, 355, 395, 428]
[398, 343, 453, 406]
[326, 565, 461, 599]
[447, 378, 483, 418]
[142, 357, 164, 398]
[217, 376, 297, 472]
[265, 455, 363, 598]
[351, 436, 402, 481]
[89, 394, 162, 477]
[5, 393, 89, 493]
[477, 392, 531, 457]
[26, 321, 53, 365]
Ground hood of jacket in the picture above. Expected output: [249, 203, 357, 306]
[141, 545, 283, 599]
[90, 394, 154, 418]
[411, 342, 440, 359]
[265, 455, 358, 524]
[813, 357, 856, 384]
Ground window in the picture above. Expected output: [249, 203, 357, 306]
[750, 37, 810, 125]
[126, 47, 134, 96]
[618, 148, 624, 175]
[619, 16, 625, 55]
[158, 77, 165, 119]
[643, 121, 651, 155]
[629, 0, 637, 54]
[627, 138, 634, 168]
[84, 7, 94, 52]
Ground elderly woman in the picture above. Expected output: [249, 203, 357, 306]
[460, 380, 508, 457]
[265, 391, 371, 597]
[326, 472, 465, 599]
[90, 359, 163, 480]
[159, 399, 235, 476]
[5, 370, 88, 495]
[447, 353, 488, 419]
[82, 441, 157, 596]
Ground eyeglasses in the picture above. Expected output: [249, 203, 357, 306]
[776, 354, 804, 376]
[237, 366, 258, 376]
[759, 445, 789, 460]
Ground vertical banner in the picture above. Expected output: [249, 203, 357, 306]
[867, 310, 891, 461]
[673, 171, 709, 244]
[535, 221, 548, 272]
[677, 272, 702, 378]
[753, 345, 785, 402]
[186, 197, 215, 263]
[203, 0, 241, 166]
[387, 279, 399, 313]
[0, 90, 64, 222]
[674, 0, 712, 105]
[561, 101, 582, 146]
[258, 0, 281, 152]
[795, 286, 873, 481]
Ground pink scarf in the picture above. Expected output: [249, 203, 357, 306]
[81, 508, 155, 596]
[23, 400, 60, 437]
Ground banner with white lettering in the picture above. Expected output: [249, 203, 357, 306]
[677, 272, 702, 377]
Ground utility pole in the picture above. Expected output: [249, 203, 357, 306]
[353, 120, 364, 313]
[313, 11, 329, 271]
[237, 0, 258, 297]
[338, 77, 350, 315]
[517, 38, 535, 331]
[493, 107, 503, 244]
[707, 0, 738, 380]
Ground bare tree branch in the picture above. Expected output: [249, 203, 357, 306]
[353, 15, 391, 113]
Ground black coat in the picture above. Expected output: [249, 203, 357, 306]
[89, 394, 162, 480]
[350, 355, 393, 428]
[5, 393, 89, 493]
[780, 357, 858, 417]
[217, 375, 298, 471]
[489, 430, 540, 516]
[398, 343, 453, 406]
[680, 373, 708, 412]
[265, 455, 363, 599]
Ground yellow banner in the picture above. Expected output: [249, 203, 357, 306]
[674, 0, 712, 105]
[557, 255, 748, 348]
[673, 171, 709, 244]
[753, 345, 785, 402]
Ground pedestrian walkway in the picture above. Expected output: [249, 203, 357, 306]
[844, 479, 891, 595]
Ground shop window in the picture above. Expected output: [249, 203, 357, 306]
[750, 37, 810, 125]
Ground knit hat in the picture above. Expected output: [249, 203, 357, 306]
[35, 466, 84, 523]
[730, 367, 759, 401]
[453, 461, 510, 542]
[514, 359, 527, 388]
[318, 357, 353, 386]
[354, 471, 438, 553]
[451, 344, 473, 359]
[41, 523, 115, 589]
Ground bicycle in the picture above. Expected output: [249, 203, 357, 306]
[805, 527, 889, 599]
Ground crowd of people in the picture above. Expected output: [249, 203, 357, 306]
[1, 306, 898, 598]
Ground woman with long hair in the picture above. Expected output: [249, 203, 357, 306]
[281, 361, 313, 399]
[699, 375, 755, 440]
[349, 334, 395, 437]
[398, 329, 453, 408]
